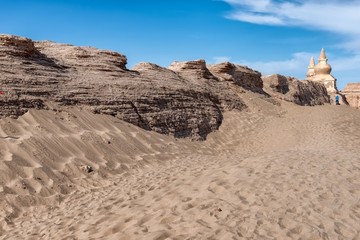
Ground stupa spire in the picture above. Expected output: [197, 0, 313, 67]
[309, 56, 315, 67]
[306, 56, 315, 79]
[319, 48, 327, 61]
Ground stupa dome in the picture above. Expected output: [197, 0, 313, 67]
[314, 48, 332, 75]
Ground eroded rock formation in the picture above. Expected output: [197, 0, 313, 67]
[262, 74, 330, 106]
[208, 62, 263, 93]
[342, 83, 360, 109]
[0, 34, 333, 139]
[0, 35, 246, 140]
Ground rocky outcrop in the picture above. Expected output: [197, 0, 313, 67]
[1, 34, 335, 139]
[0, 34, 39, 57]
[263, 74, 289, 94]
[0, 35, 246, 140]
[208, 62, 263, 93]
[35, 41, 128, 72]
[262, 74, 330, 106]
[342, 83, 360, 109]
[129, 62, 246, 139]
[168, 60, 216, 81]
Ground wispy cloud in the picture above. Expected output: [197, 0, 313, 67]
[232, 52, 312, 78]
[210, 51, 360, 89]
[331, 54, 360, 71]
[228, 12, 284, 25]
[213, 56, 232, 63]
[222, 0, 360, 52]
[211, 52, 312, 78]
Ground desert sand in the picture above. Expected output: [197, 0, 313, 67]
[0, 91, 360, 239]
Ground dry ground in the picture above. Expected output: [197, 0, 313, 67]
[1, 92, 360, 239]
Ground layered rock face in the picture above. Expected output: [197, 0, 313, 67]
[0, 35, 61, 116]
[262, 74, 330, 106]
[128, 61, 246, 139]
[168, 60, 216, 81]
[0, 35, 247, 140]
[0, 34, 334, 139]
[208, 62, 263, 93]
[342, 83, 360, 109]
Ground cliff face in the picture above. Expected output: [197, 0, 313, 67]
[0, 35, 333, 139]
[262, 74, 330, 106]
[342, 83, 360, 109]
[0, 35, 247, 140]
[207, 62, 263, 93]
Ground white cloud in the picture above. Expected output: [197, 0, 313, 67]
[223, 0, 272, 11]
[211, 51, 360, 76]
[228, 12, 284, 25]
[237, 52, 360, 77]
[213, 56, 232, 63]
[236, 52, 313, 78]
[221, 0, 360, 89]
[222, 0, 360, 52]
[331, 54, 360, 71]
[210, 51, 360, 89]
[210, 52, 313, 78]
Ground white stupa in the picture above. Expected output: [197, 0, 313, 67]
[306, 48, 337, 94]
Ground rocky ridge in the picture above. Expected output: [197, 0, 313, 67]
[0, 35, 247, 140]
[208, 62, 263, 93]
[262, 74, 330, 106]
[1, 34, 331, 139]
[342, 83, 360, 109]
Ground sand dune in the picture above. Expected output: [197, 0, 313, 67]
[1, 93, 360, 239]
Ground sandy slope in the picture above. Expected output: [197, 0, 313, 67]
[1, 93, 360, 239]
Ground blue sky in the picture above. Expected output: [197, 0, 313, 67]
[1, 0, 359, 90]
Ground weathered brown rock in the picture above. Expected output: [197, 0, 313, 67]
[131, 62, 246, 138]
[168, 59, 216, 81]
[263, 74, 330, 106]
[342, 83, 360, 109]
[207, 62, 235, 81]
[263, 74, 289, 94]
[0, 34, 39, 57]
[0, 35, 246, 140]
[35, 41, 128, 72]
[0, 34, 334, 139]
[208, 62, 263, 93]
